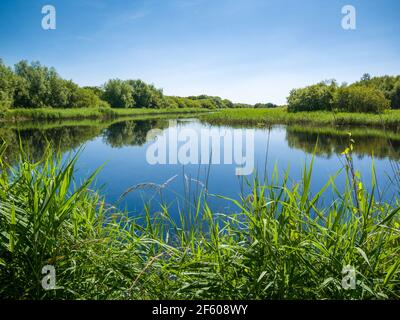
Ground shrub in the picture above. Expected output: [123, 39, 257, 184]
[70, 88, 105, 108]
[334, 86, 390, 113]
[287, 82, 336, 112]
[390, 80, 400, 109]
[0, 60, 17, 110]
[102, 79, 135, 108]
[355, 74, 400, 109]
[254, 102, 278, 108]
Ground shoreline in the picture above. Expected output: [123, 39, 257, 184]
[0, 107, 210, 122]
[200, 108, 400, 129]
[2, 107, 400, 130]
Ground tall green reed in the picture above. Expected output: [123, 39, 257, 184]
[0, 142, 399, 300]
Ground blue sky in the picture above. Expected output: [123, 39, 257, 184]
[1, 0, 399, 104]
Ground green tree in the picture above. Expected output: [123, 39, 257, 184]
[361, 73, 371, 82]
[127, 80, 165, 108]
[103, 79, 135, 108]
[254, 102, 278, 108]
[287, 81, 337, 112]
[46, 69, 70, 108]
[354, 75, 400, 109]
[13, 60, 51, 108]
[334, 86, 390, 113]
[0, 59, 18, 110]
[83, 86, 104, 98]
[70, 87, 106, 108]
[389, 80, 400, 109]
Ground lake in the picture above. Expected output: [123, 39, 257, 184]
[1, 116, 399, 218]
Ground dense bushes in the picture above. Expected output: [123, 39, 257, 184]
[102, 79, 167, 109]
[334, 86, 390, 113]
[254, 102, 278, 108]
[0, 60, 18, 110]
[103, 79, 135, 108]
[188, 95, 234, 109]
[355, 74, 400, 109]
[165, 95, 234, 109]
[287, 82, 337, 112]
[288, 77, 393, 113]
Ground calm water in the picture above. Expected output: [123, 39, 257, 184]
[1, 117, 400, 218]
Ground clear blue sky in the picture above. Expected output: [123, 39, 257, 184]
[1, 0, 399, 104]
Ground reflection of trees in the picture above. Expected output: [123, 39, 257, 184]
[0, 125, 103, 164]
[102, 120, 168, 147]
[0, 119, 171, 165]
[285, 127, 400, 160]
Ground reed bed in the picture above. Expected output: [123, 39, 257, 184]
[0, 144, 399, 299]
[0, 107, 208, 122]
[201, 108, 400, 129]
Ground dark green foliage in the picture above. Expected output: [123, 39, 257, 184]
[102, 79, 135, 108]
[232, 103, 254, 108]
[13, 60, 51, 108]
[354, 75, 400, 109]
[72, 87, 109, 108]
[0, 59, 18, 110]
[334, 86, 390, 113]
[391, 81, 400, 109]
[83, 86, 104, 98]
[1, 60, 109, 109]
[102, 79, 167, 109]
[128, 80, 166, 108]
[0, 58, 265, 111]
[287, 81, 337, 112]
[288, 77, 395, 113]
[187, 95, 234, 109]
[166, 95, 231, 109]
[254, 102, 278, 108]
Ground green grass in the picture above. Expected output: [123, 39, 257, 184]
[201, 108, 400, 128]
[0, 107, 209, 122]
[0, 112, 202, 131]
[4, 107, 400, 129]
[0, 144, 399, 300]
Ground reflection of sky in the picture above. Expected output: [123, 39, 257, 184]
[72, 120, 399, 219]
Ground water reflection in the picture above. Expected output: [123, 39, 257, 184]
[1, 119, 400, 166]
[0, 124, 103, 164]
[1, 119, 400, 169]
[0, 119, 170, 163]
[1, 118, 399, 214]
[285, 126, 400, 160]
[103, 120, 168, 147]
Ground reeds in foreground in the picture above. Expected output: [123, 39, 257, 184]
[0, 143, 399, 299]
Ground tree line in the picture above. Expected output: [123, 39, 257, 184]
[4, 59, 397, 114]
[287, 74, 400, 113]
[0, 59, 277, 111]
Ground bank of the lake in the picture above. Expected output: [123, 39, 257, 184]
[0, 107, 209, 122]
[201, 108, 400, 128]
[5, 107, 400, 129]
